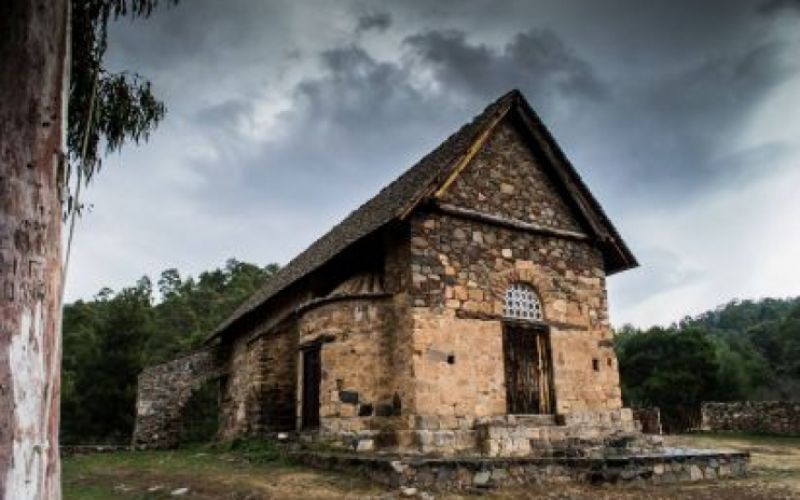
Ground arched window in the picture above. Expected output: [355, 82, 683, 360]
[504, 283, 543, 321]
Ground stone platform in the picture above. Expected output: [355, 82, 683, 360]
[291, 448, 749, 491]
[312, 409, 656, 458]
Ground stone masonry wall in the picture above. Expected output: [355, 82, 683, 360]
[407, 115, 622, 419]
[411, 308, 506, 417]
[219, 326, 298, 439]
[702, 401, 800, 435]
[133, 347, 224, 449]
[219, 334, 253, 439]
[383, 227, 416, 422]
[295, 449, 749, 490]
[409, 212, 621, 417]
[296, 297, 400, 438]
[249, 329, 297, 434]
[439, 118, 583, 234]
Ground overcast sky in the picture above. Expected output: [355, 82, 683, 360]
[65, 0, 800, 327]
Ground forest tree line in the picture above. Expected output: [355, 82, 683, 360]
[616, 297, 800, 431]
[61, 259, 278, 444]
[61, 259, 800, 442]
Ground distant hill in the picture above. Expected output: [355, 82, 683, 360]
[678, 297, 800, 335]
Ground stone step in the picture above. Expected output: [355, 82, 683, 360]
[510, 414, 558, 427]
[475, 414, 558, 428]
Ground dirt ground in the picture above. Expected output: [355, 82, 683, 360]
[62, 433, 800, 499]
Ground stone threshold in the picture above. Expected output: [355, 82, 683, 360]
[290, 448, 749, 490]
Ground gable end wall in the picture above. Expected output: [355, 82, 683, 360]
[439, 118, 584, 234]
[407, 118, 622, 417]
[409, 212, 621, 416]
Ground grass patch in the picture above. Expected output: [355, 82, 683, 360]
[673, 431, 800, 453]
[63, 440, 296, 499]
[202, 437, 289, 464]
[684, 431, 800, 446]
[63, 439, 385, 500]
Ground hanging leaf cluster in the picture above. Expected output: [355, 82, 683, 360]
[68, 0, 178, 186]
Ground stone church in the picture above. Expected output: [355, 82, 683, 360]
[134, 90, 642, 456]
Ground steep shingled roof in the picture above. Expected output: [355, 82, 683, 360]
[208, 89, 636, 341]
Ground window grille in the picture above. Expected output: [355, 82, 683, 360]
[503, 283, 543, 320]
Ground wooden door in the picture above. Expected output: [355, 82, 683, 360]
[503, 324, 554, 414]
[301, 345, 321, 429]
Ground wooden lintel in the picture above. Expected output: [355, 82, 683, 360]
[545, 319, 589, 332]
[433, 105, 511, 199]
[294, 292, 392, 317]
[398, 103, 512, 220]
[298, 334, 336, 350]
[433, 201, 590, 242]
[455, 311, 587, 332]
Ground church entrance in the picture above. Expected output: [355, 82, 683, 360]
[502, 322, 554, 414]
[301, 344, 321, 429]
[502, 283, 555, 414]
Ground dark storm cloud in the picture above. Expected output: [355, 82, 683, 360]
[102, 0, 797, 209]
[196, 27, 611, 216]
[183, 8, 798, 218]
[390, 21, 795, 205]
[591, 38, 798, 201]
[107, 0, 288, 75]
[404, 29, 607, 102]
[355, 11, 392, 33]
[203, 44, 452, 214]
[759, 0, 800, 15]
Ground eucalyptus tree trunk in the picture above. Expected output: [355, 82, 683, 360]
[0, 0, 69, 498]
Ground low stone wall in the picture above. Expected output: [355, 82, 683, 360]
[132, 347, 225, 449]
[316, 409, 649, 457]
[702, 401, 800, 435]
[292, 450, 749, 490]
[633, 408, 662, 435]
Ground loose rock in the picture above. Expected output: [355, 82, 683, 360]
[400, 486, 417, 497]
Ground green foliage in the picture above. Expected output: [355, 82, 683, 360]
[61, 259, 278, 444]
[616, 297, 800, 431]
[206, 438, 285, 464]
[67, 0, 179, 216]
[618, 328, 720, 407]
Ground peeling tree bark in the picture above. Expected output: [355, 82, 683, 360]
[0, 1, 69, 498]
